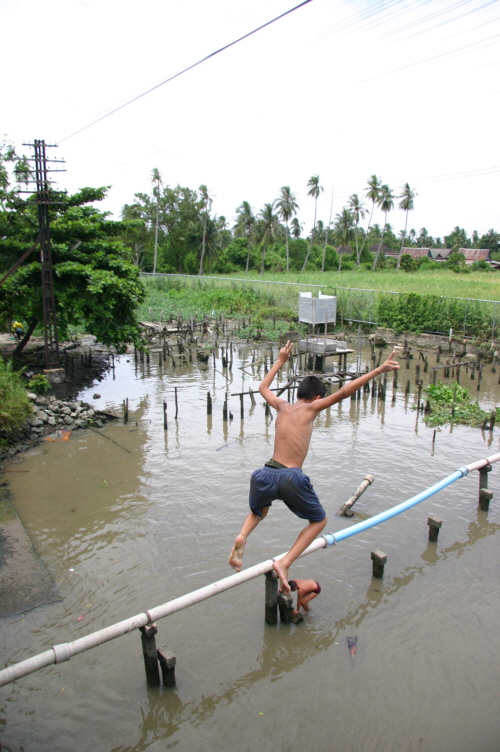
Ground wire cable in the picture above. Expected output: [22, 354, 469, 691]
[57, 0, 314, 145]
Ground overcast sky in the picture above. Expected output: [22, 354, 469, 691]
[2, 0, 499, 240]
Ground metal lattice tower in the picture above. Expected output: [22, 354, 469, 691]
[24, 140, 66, 369]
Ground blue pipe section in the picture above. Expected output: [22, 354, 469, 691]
[323, 467, 469, 547]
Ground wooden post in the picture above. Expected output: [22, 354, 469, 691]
[140, 623, 160, 687]
[436, 345, 441, 364]
[175, 387, 178, 419]
[337, 474, 374, 516]
[207, 392, 212, 415]
[278, 591, 294, 624]
[163, 401, 167, 430]
[264, 570, 279, 625]
[240, 394, 244, 419]
[248, 387, 256, 406]
[223, 395, 228, 422]
[393, 370, 398, 389]
[415, 363, 420, 384]
[479, 488, 493, 511]
[406, 351, 410, 369]
[432, 368, 437, 384]
[427, 515, 442, 542]
[371, 549, 387, 578]
[157, 647, 176, 687]
[477, 364, 482, 391]
[123, 398, 129, 424]
[405, 379, 410, 396]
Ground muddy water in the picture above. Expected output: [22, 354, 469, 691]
[1, 346, 500, 752]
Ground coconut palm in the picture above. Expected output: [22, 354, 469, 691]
[301, 175, 324, 273]
[290, 217, 304, 239]
[151, 168, 162, 274]
[198, 184, 212, 276]
[257, 202, 280, 274]
[372, 184, 395, 270]
[234, 201, 256, 272]
[359, 174, 382, 260]
[333, 208, 355, 272]
[275, 186, 299, 272]
[347, 193, 367, 267]
[396, 184, 416, 270]
[321, 189, 334, 272]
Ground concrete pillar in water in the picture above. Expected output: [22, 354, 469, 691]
[427, 515, 442, 542]
[278, 591, 294, 624]
[264, 570, 279, 625]
[157, 647, 176, 687]
[479, 464, 493, 510]
[140, 623, 160, 687]
[371, 549, 387, 578]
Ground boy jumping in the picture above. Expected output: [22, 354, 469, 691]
[228, 341, 399, 592]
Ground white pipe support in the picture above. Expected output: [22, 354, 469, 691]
[465, 451, 500, 474]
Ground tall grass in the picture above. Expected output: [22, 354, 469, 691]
[0, 357, 32, 437]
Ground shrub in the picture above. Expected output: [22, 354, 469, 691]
[28, 373, 50, 394]
[0, 357, 32, 435]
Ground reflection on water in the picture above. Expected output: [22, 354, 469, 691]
[1, 344, 500, 752]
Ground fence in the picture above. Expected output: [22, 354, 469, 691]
[140, 274, 500, 340]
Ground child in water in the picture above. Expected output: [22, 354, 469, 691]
[289, 578, 321, 615]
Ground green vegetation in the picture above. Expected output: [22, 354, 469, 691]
[0, 357, 32, 436]
[422, 381, 497, 428]
[28, 373, 50, 394]
[0, 143, 146, 353]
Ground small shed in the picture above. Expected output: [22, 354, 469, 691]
[299, 291, 337, 326]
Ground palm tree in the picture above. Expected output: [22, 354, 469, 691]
[396, 184, 416, 270]
[234, 201, 256, 272]
[301, 175, 324, 273]
[257, 202, 280, 274]
[333, 208, 355, 272]
[275, 186, 299, 273]
[359, 174, 382, 260]
[348, 193, 367, 267]
[321, 189, 334, 272]
[198, 184, 212, 276]
[151, 168, 162, 274]
[372, 184, 395, 270]
[290, 217, 304, 239]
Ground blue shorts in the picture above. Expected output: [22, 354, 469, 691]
[249, 466, 326, 523]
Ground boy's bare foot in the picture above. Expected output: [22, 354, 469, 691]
[273, 560, 290, 593]
[228, 534, 245, 571]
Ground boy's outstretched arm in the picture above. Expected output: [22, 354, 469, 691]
[314, 348, 400, 411]
[259, 340, 292, 410]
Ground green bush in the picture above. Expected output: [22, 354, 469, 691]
[28, 373, 50, 394]
[0, 357, 32, 435]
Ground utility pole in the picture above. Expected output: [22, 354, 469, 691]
[23, 140, 66, 369]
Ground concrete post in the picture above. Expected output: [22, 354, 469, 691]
[140, 623, 160, 687]
[278, 591, 294, 624]
[371, 549, 387, 578]
[479, 489, 493, 511]
[479, 463, 492, 491]
[264, 570, 279, 625]
[157, 647, 176, 687]
[427, 515, 442, 542]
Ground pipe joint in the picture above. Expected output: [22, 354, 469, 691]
[322, 533, 336, 546]
[52, 643, 71, 664]
[457, 466, 468, 477]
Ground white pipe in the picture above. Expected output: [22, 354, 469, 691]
[1, 452, 499, 688]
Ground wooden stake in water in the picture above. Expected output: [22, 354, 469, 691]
[207, 392, 212, 415]
[175, 387, 178, 419]
[163, 401, 168, 430]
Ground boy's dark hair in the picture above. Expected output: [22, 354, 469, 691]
[288, 580, 297, 591]
[297, 375, 327, 401]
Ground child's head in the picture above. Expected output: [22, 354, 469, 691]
[288, 580, 297, 591]
[297, 376, 327, 401]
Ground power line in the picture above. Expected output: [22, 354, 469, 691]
[57, 0, 314, 145]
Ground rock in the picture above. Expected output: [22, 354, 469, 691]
[37, 411, 48, 423]
[61, 407, 72, 416]
[30, 418, 43, 427]
[93, 394, 101, 399]
[95, 419, 103, 427]
[64, 416, 74, 426]
[35, 396, 48, 406]
[47, 417, 56, 426]
[27, 392, 38, 401]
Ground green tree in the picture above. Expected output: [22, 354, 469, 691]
[275, 186, 299, 273]
[290, 217, 304, 239]
[359, 174, 382, 260]
[347, 193, 367, 267]
[0, 185, 145, 353]
[444, 227, 470, 251]
[372, 184, 394, 270]
[151, 168, 162, 274]
[234, 201, 256, 273]
[396, 183, 416, 270]
[198, 184, 212, 276]
[301, 175, 323, 273]
[256, 202, 281, 274]
[479, 229, 500, 253]
[333, 208, 355, 272]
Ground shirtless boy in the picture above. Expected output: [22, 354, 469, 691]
[228, 341, 399, 592]
[289, 578, 321, 615]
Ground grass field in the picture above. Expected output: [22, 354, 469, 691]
[231, 268, 500, 301]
